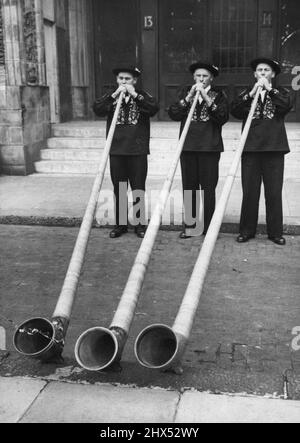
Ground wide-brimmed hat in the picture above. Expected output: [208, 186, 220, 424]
[250, 58, 281, 76]
[189, 62, 219, 77]
[112, 66, 142, 77]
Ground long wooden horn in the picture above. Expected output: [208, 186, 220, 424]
[135, 87, 262, 373]
[13, 92, 125, 362]
[74, 91, 201, 371]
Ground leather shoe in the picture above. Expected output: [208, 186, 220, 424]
[268, 236, 286, 246]
[179, 231, 192, 240]
[236, 234, 254, 243]
[135, 225, 147, 239]
[109, 226, 128, 239]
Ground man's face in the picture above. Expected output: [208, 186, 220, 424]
[254, 63, 275, 82]
[193, 69, 213, 88]
[117, 72, 137, 87]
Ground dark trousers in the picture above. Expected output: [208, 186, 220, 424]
[110, 155, 148, 227]
[180, 152, 221, 233]
[240, 152, 285, 238]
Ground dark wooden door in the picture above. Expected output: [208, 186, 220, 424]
[93, 0, 140, 98]
[56, 0, 72, 122]
[159, 0, 259, 119]
[159, 0, 210, 119]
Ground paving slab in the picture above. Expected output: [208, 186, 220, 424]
[1, 227, 300, 397]
[20, 382, 179, 423]
[0, 175, 299, 232]
[175, 391, 300, 423]
[0, 377, 47, 423]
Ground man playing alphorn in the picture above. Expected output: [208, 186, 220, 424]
[93, 67, 159, 239]
[169, 62, 229, 238]
[231, 58, 293, 246]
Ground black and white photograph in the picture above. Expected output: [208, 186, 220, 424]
[0, 0, 300, 426]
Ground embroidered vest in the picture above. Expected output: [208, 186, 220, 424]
[115, 97, 140, 126]
[190, 90, 218, 122]
[253, 94, 276, 120]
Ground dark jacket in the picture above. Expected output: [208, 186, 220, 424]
[230, 86, 293, 153]
[168, 86, 229, 152]
[93, 90, 159, 156]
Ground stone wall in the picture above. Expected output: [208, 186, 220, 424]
[0, 85, 23, 175]
[0, 0, 95, 175]
[0, 2, 5, 86]
[22, 85, 50, 171]
[0, 0, 50, 175]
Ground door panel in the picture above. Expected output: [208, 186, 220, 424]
[44, 22, 60, 123]
[211, 0, 257, 72]
[159, 0, 209, 119]
[56, 25, 73, 122]
[93, 0, 140, 98]
[211, 0, 258, 117]
[159, 0, 258, 119]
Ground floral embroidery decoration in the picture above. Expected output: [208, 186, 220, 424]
[190, 91, 218, 122]
[115, 97, 140, 126]
[252, 94, 276, 120]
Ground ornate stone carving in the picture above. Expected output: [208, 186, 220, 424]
[0, 3, 5, 66]
[23, 0, 39, 84]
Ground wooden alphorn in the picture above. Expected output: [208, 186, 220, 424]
[13, 93, 125, 362]
[74, 91, 202, 371]
[135, 87, 262, 373]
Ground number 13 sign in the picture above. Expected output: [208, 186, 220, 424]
[144, 15, 155, 30]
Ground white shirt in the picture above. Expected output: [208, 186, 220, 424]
[260, 85, 272, 102]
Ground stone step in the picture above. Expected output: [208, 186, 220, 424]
[41, 147, 300, 163]
[46, 136, 300, 152]
[52, 121, 300, 140]
[47, 137, 179, 150]
[35, 157, 299, 179]
[35, 159, 185, 176]
[38, 122, 300, 177]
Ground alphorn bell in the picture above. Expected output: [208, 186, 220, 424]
[135, 87, 263, 373]
[74, 91, 201, 371]
[13, 93, 125, 362]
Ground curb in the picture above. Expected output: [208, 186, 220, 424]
[0, 216, 299, 235]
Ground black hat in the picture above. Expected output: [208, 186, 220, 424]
[189, 62, 219, 77]
[250, 58, 281, 76]
[112, 66, 142, 77]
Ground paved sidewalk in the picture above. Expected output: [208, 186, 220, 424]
[1, 376, 300, 423]
[0, 174, 299, 233]
[1, 227, 300, 398]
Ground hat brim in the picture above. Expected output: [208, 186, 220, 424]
[112, 68, 141, 77]
[189, 63, 219, 77]
[250, 58, 281, 76]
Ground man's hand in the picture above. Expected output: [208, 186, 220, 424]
[249, 78, 272, 97]
[185, 84, 197, 102]
[260, 77, 272, 91]
[185, 83, 206, 102]
[111, 86, 127, 100]
[125, 85, 138, 98]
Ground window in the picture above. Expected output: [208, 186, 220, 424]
[281, 0, 300, 73]
[211, 0, 258, 72]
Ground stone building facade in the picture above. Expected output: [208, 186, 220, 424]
[0, 0, 94, 175]
[0, 0, 299, 175]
